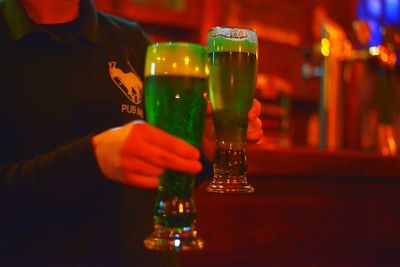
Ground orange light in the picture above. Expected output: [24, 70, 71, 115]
[381, 52, 389, 63]
[343, 40, 352, 60]
[379, 45, 389, 63]
[389, 53, 397, 67]
[378, 45, 397, 68]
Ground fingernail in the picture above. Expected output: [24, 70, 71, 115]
[195, 161, 202, 172]
[191, 148, 201, 159]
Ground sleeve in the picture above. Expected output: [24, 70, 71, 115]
[0, 135, 107, 196]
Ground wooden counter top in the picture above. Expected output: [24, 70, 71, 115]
[180, 146, 400, 267]
[247, 145, 400, 180]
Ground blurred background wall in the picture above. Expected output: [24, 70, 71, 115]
[94, 0, 400, 154]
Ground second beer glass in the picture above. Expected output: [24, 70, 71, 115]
[206, 27, 258, 193]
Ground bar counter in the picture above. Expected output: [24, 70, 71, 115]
[180, 145, 400, 267]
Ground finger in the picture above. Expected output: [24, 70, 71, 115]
[144, 125, 200, 160]
[123, 173, 159, 189]
[247, 129, 264, 142]
[139, 143, 203, 174]
[247, 118, 263, 142]
[122, 122, 202, 174]
[129, 123, 200, 160]
[248, 99, 261, 120]
[120, 157, 164, 177]
[247, 117, 263, 134]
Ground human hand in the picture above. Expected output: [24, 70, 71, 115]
[92, 121, 202, 189]
[201, 99, 264, 162]
[246, 99, 264, 143]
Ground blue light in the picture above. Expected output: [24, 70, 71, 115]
[357, 0, 367, 19]
[384, 0, 400, 25]
[356, 0, 400, 47]
[367, 0, 383, 17]
[367, 20, 383, 46]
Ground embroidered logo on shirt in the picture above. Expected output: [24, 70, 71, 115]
[108, 61, 142, 104]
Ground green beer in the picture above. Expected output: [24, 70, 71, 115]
[143, 42, 206, 251]
[145, 75, 206, 229]
[207, 27, 258, 193]
[209, 51, 258, 143]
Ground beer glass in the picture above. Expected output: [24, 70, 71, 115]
[206, 27, 258, 193]
[143, 42, 206, 251]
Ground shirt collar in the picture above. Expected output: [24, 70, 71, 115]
[2, 0, 99, 44]
[77, 0, 99, 44]
[2, 0, 42, 42]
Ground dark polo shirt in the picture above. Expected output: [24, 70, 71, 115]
[0, 0, 178, 266]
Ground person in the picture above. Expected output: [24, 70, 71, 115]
[0, 0, 263, 266]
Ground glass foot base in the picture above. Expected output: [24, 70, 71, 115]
[144, 224, 204, 251]
[207, 175, 255, 193]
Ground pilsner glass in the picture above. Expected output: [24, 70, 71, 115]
[143, 42, 206, 251]
[206, 27, 258, 193]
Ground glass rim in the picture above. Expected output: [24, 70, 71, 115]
[207, 26, 257, 33]
[145, 41, 207, 78]
[147, 41, 206, 51]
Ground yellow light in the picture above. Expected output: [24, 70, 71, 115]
[321, 38, 330, 47]
[321, 38, 330, 57]
[184, 56, 190, 65]
[172, 62, 177, 69]
[369, 46, 380, 56]
[321, 47, 330, 57]
[205, 64, 209, 76]
[178, 203, 183, 213]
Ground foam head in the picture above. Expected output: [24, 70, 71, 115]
[145, 42, 207, 78]
[206, 27, 258, 55]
